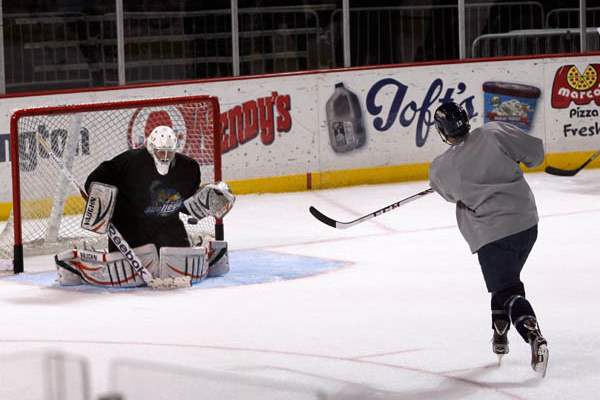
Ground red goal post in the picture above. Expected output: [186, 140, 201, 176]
[0, 95, 222, 274]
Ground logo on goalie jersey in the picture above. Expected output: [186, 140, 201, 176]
[144, 181, 183, 217]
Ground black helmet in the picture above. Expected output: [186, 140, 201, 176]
[434, 102, 470, 144]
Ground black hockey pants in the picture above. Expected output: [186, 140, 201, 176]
[477, 225, 539, 343]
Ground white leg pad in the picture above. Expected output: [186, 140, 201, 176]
[56, 265, 83, 286]
[208, 240, 229, 277]
[158, 246, 208, 284]
[55, 244, 158, 288]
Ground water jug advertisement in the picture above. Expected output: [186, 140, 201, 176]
[326, 82, 366, 153]
[482, 81, 541, 133]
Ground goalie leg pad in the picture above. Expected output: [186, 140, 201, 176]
[55, 240, 105, 286]
[158, 246, 208, 284]
[55, 244, 158, 288]
[208, 240, 229, 277]
[55, 258, 84, 286]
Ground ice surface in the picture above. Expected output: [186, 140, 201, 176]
[1, 170, 599, 399]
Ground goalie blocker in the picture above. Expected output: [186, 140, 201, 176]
[81, 182, 118, 234]
[56, 240, 229, 288]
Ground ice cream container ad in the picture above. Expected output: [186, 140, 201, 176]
[482, 82, 541, 132]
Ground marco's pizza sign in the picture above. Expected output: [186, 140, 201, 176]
[551, 64, 600, 108]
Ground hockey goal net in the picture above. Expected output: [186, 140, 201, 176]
[0, 95, 222, 274]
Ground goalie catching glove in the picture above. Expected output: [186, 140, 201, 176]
[184, 181, 235, 220]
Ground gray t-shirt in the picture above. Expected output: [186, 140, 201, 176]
[429, 121, 544, 253]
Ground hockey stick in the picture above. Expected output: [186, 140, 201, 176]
[35, 132, 190, 289]
[309, 187, 434, 229]
[545, 150, 600, 177]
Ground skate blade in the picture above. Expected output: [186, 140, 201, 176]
[496, 354, 504, 366]
[492, 344, 509, 366]
[532, 344, 549, 378]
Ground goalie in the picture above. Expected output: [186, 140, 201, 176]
[55, 125, 235, 288]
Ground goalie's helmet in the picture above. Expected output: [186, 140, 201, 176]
[434, 102, 470, 145]
[146, 126, 178, 175]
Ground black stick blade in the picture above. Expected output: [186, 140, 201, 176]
[544, 165, 580, 177]
[544, 150, 600, 177]
[309, 206, 337, 228]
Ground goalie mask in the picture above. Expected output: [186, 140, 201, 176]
[146, 126, 178, 175]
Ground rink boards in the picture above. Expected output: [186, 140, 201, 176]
[2, 53, 600, 219]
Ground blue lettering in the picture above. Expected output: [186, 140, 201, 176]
[399, 101, 418, 127]
[460, 96, 478, 120]
[78, 128, 90, 155]
[0, 134, 8, 162]
[415, 79, 443, 147]
[19, 131, 38, 171]
[51, 129, 68, 157]
[37, 125, 50, 159]
[4, 124, 92, 171]
[366, 78, 408, 131]
[366, 78, 478, 147]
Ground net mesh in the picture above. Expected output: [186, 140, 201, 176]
[0, 97, 220, 268]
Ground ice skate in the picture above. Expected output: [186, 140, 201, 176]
[523, 318, 549, 377]
[492, 320, 509, 364]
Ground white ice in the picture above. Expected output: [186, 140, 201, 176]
[1, 169, 599, 399]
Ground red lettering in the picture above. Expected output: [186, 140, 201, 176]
[229, 106, 243, 150]
[258, 94, 276, 145]
[276, 95, 292, 132]
[219, 113, 235, 152]
[220, 92, 293, 152]
[241, 100, 259, 143]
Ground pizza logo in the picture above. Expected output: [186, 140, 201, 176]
[552, 64, 600, 108]
[566, 65, 597, 90]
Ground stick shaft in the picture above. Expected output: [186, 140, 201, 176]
[310, 188, 433, 229]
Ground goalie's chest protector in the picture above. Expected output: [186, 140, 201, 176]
[119, 149, 199, 218]
[86, 149, 200, 248]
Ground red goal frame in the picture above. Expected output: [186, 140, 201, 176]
[9, 95, 222, 274]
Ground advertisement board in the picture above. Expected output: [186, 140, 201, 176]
[1, 54, 600, 219]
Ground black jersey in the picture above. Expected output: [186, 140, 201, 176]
[85, 148, 201, 252]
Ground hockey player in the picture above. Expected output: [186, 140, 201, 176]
[55, 125, 235, 288]
[428, 102, 549, 376]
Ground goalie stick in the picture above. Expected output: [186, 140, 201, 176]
[309, 188, 434, 229]
[35, 132, 191, 289]
[545, 150, 600, 177]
